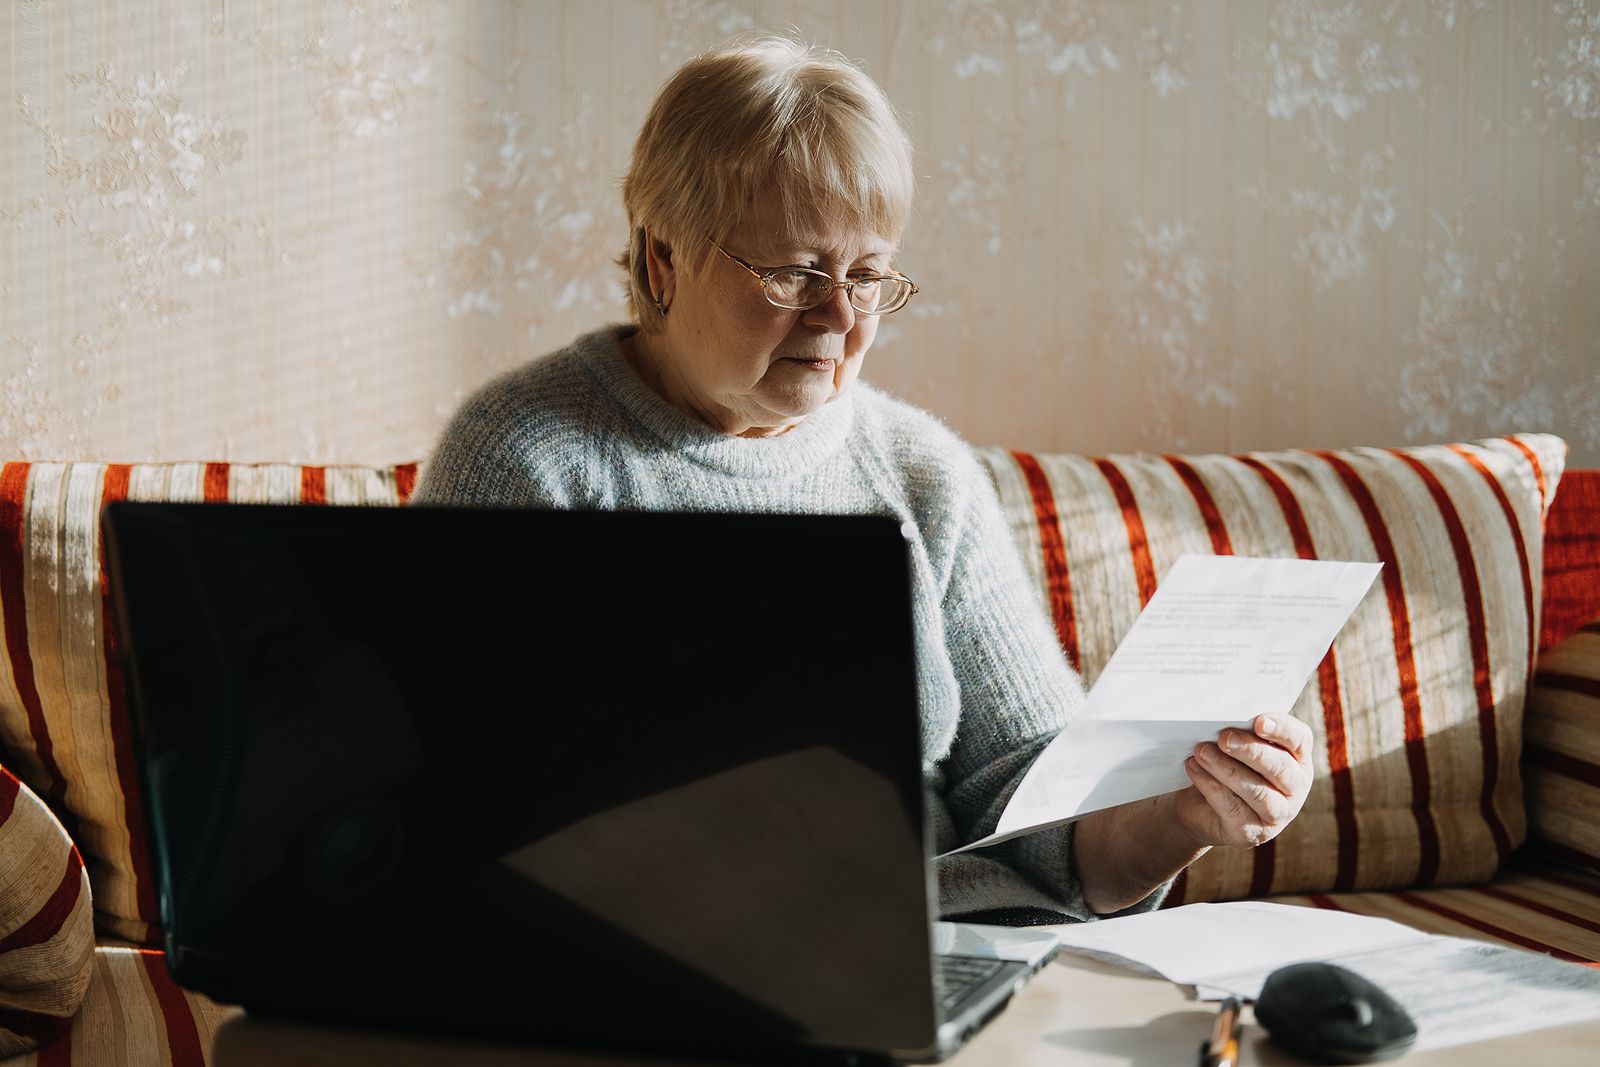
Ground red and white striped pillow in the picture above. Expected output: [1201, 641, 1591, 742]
[978, 434, 1567, 904]
[0, 762, 95, 1056]
[0, 461, 419, 943]
[1523, 618, 1600, 874]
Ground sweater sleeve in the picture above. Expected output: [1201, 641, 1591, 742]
[933, 445, 1172, 921]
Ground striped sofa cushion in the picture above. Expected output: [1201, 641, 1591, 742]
[0, 461, 419, 944]
[1271, 853, 1600, 966]
[1523, 619, 1600, 874]
[978, 434, 1567, 904]
[0, 764, 95, 1058]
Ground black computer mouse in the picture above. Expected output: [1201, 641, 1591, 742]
[1253, 961, 1418, 1065]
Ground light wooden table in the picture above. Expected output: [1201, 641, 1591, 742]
[211, 953, 1598, 1066]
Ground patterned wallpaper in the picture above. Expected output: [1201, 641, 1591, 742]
[2, 1, 1596, 466]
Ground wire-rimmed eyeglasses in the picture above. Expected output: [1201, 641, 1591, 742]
[712, 241, 919, 315]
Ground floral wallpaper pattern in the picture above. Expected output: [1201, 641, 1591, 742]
[1, 1, 1596, 465]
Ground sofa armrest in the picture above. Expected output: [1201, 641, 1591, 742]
[0, 763, 96, 1056]
[1524, 618, 1600, 874]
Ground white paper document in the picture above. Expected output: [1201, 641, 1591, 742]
[944, 555, 1382, 856]
[1046, 900, 1432, 988]
[1046, 901, 1600, 1051]
[1283, 937, 1600, 1051]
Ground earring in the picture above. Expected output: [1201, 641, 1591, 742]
[654, 295, 669, 317]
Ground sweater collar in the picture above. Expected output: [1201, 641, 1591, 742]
[578, 324, 857, 479]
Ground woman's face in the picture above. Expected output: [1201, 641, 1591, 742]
[639, 201, 898, 437]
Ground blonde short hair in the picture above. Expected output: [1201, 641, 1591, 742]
[618, 36, 915, 329]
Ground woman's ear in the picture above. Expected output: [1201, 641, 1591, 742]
[643, 228, 676, 308]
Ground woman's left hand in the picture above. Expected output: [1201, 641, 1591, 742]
[1173, 713, 1314, 849]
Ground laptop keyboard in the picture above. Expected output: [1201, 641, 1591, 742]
[935, 954, 1007, 1012]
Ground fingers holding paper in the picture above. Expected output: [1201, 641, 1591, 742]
[1175, 714, 1314, 850]
[1219, 714, 1312, 796]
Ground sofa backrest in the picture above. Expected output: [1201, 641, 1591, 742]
[0, 443, 1590, 939]
[1538, 468, 1600, 652]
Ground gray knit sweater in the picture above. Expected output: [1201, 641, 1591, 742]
[413, 324, 1170, 922]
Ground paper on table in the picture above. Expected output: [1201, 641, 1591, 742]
[1044, 901, 1600, 1052]
[1261, 937, 1600, 1052]
[942, 556, 1382, 856]
[1046, 900, 1431, 987]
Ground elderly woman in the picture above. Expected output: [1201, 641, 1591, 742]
[413, 37, 1313, 923]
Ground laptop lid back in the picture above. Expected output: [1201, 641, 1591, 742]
[103, 502, 939, 1059]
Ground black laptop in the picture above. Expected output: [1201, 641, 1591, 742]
[101, 502, 1057, 1063]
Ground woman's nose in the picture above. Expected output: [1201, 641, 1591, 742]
[804, 281, 857, 333]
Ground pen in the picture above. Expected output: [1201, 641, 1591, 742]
[1199, 996, 1241, 1067]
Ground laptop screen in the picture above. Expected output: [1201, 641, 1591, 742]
[105, 502, 939, 1057]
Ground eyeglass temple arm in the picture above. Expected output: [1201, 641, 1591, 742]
[713, 242, 766, 282]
